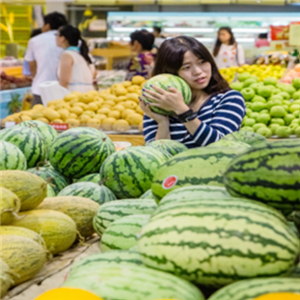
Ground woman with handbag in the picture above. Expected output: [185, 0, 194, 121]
[213, 27, 245, 69]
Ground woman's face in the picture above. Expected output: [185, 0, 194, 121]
[129, 40, 142, 53]
[218, 29, 231, 44]
[178, 51, 212, 91]
[55, 31, 65, 48]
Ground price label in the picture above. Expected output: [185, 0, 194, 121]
[49, 123, 69, 131]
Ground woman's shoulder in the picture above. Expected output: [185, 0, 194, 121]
[213, 89, 244, 101]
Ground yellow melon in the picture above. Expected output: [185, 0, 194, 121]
[32, 104, 45, 111]
[57, 108, 69, 120]
[112, 104, 125, 113]
[79, 114, 92, 124]
[102, 117, 116, 131]
[31, 111, 45, 120]
[47, 99, 63, 107]
[94, 114, 107, 123]
[140, 81, 146, 88]
[123, 100, 138, 109]
[127, 84, 141, 93]
[112, 119, 130, 132]
[138, 120, 143, 132]
[65, 118, 80, 127]
[102, 94, 117, 102]
[11, 209, 77, 255]
[115, 95, 127, 103]
[69, 98, 79, 106]
[131, 75, 145, 85]
[121, 108, 135, 119]
[68, 113, 78, 119]
[0, 187, 21, 225]
[97, 107, 111, 116]
[43, 108, 61, 121]
[70, 106, 83, 116]
[103, 100, 115, 107]
[36, 117, 49, 123]
[126, 113, 143, 125]
[126, 93, 140, 103]
[87, 102, 99, 112]
[114, 85, 128, 96]
[52, 119, 64, 124]
[82, 110, 96, 118]
[122, 80, 132, 88]
[20, 110, 33, 117]
[80, 94, 94, 104]
[55, 102, 71, 110]
[86, 118, 101, 129]
[73, 102, 88, 110]
[64, 93, 80, 102]
[108, 110, 121, 119]
[136, 105, 144, 115]
[19, 115, 32, 122]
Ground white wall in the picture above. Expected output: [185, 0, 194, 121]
[45, 0, 66, 14]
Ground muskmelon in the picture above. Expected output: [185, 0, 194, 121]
[0, 226, 47, 249]
[0, 235, 47, 285]
[0, 170, 47, 211]
[0, 187, 21, 225]
[11, 210, 77, 255]
[37, 197, 100, 238]
[0, 258, 14, 298]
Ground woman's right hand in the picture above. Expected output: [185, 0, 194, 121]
[139, 98, 169, 124]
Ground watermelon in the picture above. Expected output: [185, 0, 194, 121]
[208, 277, 300, 300]
[143, 74, 192, 116]
[140, 189, 156, 200]
[0, 141, 27, 171]
[207, 139, 251, 150]
[27, 166, 68, 195]
[49, 127, 115, 179]
[151, 147, 244, 200]
[58, 182, 116, 205]
[0, 127, 46, 168]
[77, 173, 101, 184]
[138, 198, 299, 288]
[288, 211, 300, 231]
[18, 120, 57, 157]
[224, 140, 300, 211]
[100, 146, 169, 199]
[63, 264, 204, 300]
[291, 263, 300, 278]
[93, 199, 157, 236]
[47, 185, 56, 197]
[147, 139, 188, 156]
[100, 214, 150, 252]
[222, 130, 267, 146]
[68, 250, 144, 279]
[158, 185, 230, 207]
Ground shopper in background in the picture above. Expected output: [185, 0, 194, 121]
[25, 12, 68, 106]
[127, 30, 155, 80]
[153, 26, 165, 39]
[56, 25, 96, 93]
[213, 26, 245, 69]
[255, 33, 270, 48]
[140, 36, 245, 148]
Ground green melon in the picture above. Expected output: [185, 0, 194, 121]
[143, 74, 192, 116]
[140, 189, 156, 200]
[0, 141, 27, 171]
[58, 182, 116, 205]
[49, 127, 115, 179]
[0, 126, 46, 168]
[77, 173, 101, 184]
[222, 130, 267, 146]
[207, 139, 251, 150]
[100, 146, 169, 199]
[147, 139, 188, 156]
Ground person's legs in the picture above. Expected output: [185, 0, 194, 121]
[32, 94, 43, 107]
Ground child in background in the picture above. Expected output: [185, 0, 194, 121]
[255, 33, 270, 48]
[213, 26, 245, 69]
[127, 30, 155, 81]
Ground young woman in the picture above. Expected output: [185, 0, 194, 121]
[213, 27, 245, 69]
[140, 36, 245, 148]
[127, 30, 155, 80]
[56, 25, 96, 93]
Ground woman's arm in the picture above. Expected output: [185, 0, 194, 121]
[58, 52, 73, 89]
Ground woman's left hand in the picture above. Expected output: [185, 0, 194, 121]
[142, 85, 189, 115]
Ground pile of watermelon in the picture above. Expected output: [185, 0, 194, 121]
[1, 120, 300, 300]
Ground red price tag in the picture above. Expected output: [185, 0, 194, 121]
[49, 123, 69, 131]
[162, 176, 178, 189]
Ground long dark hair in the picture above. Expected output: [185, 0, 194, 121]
[58, 25, 92, 64]
[152, 36, 229, 95]
[213, 27, 236, 57]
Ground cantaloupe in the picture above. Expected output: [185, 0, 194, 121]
[37, 197, 99, 238]
[0, 235, 47, 285]
[0, 187, 21, 224]
[11, 209, 77, 255]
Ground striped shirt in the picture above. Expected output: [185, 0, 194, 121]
[143, 89, 246, 148]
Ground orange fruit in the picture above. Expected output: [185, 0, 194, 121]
[34, 287, 103, 300]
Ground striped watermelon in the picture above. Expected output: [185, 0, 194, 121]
[222, 130, 267, 146]
[151, 147, 243, 200]
[27, 166, 68, 195]
[68, 250, 144, 279]
[49, 127, 115, 179]
[100, 146, 169, 199]
[58, 182, 116, 205]
[158, 185, 230, 207]
[207, 139, 251, 150]
[0, 141, 27, 171]
[140, 189, 156, 200]
[63, 264, 204, 300]
[138, 198, 299, 288]
[208, 277, 300, 300]
[93, 199, 157, 236]
[18, 120, 57, 157]
[100, 214, 150, 252]
[143, 74, 192, 116]
[147, 139, 188, 156]
[47, 185, 56, 197]
[0, 126, 46, 168]
[224, 140, 300, 211]
[288, 211, 300, 231]
[76, 173, 101, 184]
[292, 263, 300, 278]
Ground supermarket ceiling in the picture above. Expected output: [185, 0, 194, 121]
[1, 0, 299, 4]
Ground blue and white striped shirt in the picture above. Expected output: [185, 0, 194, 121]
[143, 90, 246, 148]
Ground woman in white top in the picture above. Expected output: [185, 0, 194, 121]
[55, 25, 96, 93]
[213, 27, 245, 69]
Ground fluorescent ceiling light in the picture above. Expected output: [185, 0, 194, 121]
[237, 38, 256, 42]
[233, 28, 268, 33]
[112, 27, 153, 32]
[195, 38, 215, 42]
[164, 28, 215, 33]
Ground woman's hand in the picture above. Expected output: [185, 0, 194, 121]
[142, 85, 189, 115]
[139, 98, 169, 124]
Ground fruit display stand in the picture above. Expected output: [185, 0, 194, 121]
[4, 236, 100, 300]
[107, 132, 145, 146]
